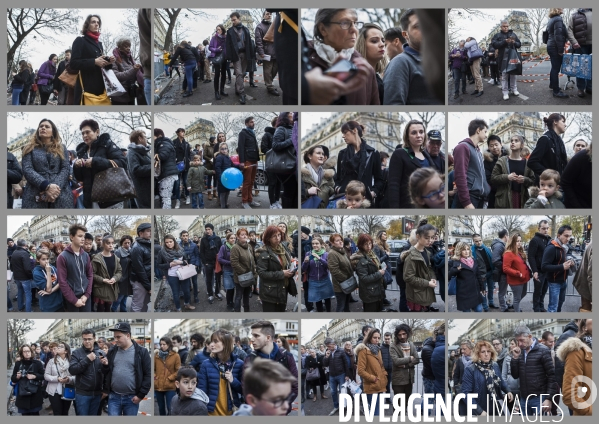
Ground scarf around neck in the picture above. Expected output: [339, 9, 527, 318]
[312, 248, 326, 257]
[367, 344, 380, 357]
[314, 39, 355, 65]
[462, 355, 472, 367]
[158, 349, 170, 361]
[225, 241, 233, 249]
[460, 257, 474, 268]
[308, 163, 324, 186]
[365, 250, 381, 268]
[272, 244, 289, 269]
[473, 361, 501, 398]
[161, 245, 184, 264]
[582, 335, 592, 350]
[86, 31, 101, 42]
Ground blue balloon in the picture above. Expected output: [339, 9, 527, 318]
[221, 168, 243, 190]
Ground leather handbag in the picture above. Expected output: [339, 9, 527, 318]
[176, 264, 197, 281]
[91, 159, 136, 203]
[40, 84, 54, 95]
[79, 72, 111, 105]
[210, 53, 224, 65]
[265, 146, 296, 174]
[237, 271, 255, 287]
[58, 70, 77, 88]
[227, 382, 239, 413]
[339, 275, 358, 294]
[154, 154, 161, 178]
[306, 367, 320, 381]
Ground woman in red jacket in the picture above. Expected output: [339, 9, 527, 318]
[502, 233, 530, 312]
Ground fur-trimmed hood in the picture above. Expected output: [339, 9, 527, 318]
[354, 343, 370, 356]
[337, 198, 371, 209]
[301, 164, 336, 182]
[556, 337, 592, 362]
[529, 186, 563, 199]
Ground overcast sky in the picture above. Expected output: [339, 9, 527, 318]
[301, 319, 331, 344]
[448, 320, 474, 345]
[7, 216, 32, 236]
[13, 319, 55, 344]
[450, 9, 524, 44]
[154, 319, 180, 340]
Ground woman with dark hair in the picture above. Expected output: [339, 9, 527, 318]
[171, 41, 201, 98]
[127, 129, 151, 208]
[154, 128, 179, 209]
[350, 233, 386, 312]
[355, 329, 387, 416]
[21, 119, 73, 209]
[301, 145, 335, 208]
[546, 9, 569, 98]
[277, 336, 291, 352]
[70, 14, 115, 105]
[157, 235, 195, 311]
[36, 54, 58, 105]
[91, 235, 122, 312]
[197, 330, 243, 416]
[355, 23, 387, 104]
[306, 9, 379, 105]
[303, 237, 334, 312]
[112, 235, 133, 312]
[327, 233, 353, 312]
[387, 120, 439, 209]
[73, 118, 127, 209]
[112, 38, 142, 105]
[528, 113, 568, 184]
[154, 337, 180, 416]
[448, 241, 484, 312]
[11, 345, 45, 415]
[256, 225, 295, 312]
[230, 228, 257, 313]
[44, 342, 75, 416]
[402, 223, 438, 312]
[218, 232, 237, 312]
[334, 121, 384, 203]
[272, 112, 298, 208]
[208, 24, 228, 100]
[10, 60, 31, 105]
[502, 233, 530, 312]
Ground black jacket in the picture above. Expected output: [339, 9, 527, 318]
[73, 133, 127, 209]
[380, 343, 393, 373]
[561, 149, 592, 209]
[104, 341, 151, 399]
[267, 9, 298, 99]
[114, 248, 132, 297]
[225, 24, 255, 66]
[553, 320, 579, 388]
[323, 347, 350, 377]
[546, 15, 567, 54]
[7, 151, 22, 209]
[420, 337, 435, 380]
[491, 30, 521, 72]
[10, 247, 33, 280]
[238, 128, 260, 163]
[178, 347, 189, 364]
[130, 237, 152, 291]
[11, 359, 45, 411]
[200, 234, 222, 265]
[52, 59, 68, 91]
[261, 127, 275, 155]
[527, 232, 551, 276]
[127, 143, 151, 208]
[155, 136, 179, 179]
[171, 44, 201, 65]
[387, 146, 438, 208]
[172, 138, 192, 170]
[11, 68, 31, 87]
[70, 35, 105, 104]
[334, 142, 384, 203]
[69, 342, 107, 395]
[452, 356, 466, 386]
[541, 240, 568, 283]
[510, 340, 557, 399]
[448, 259, 484, 311]
[528, 130, 568, 184]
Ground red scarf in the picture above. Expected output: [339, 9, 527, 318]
[86, 31, 101, 42]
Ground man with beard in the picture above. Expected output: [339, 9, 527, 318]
[255, 11, 279, 96]
[226, 11, 255, 105]
[199, 223, 222, 304]
[129, 223, 152, 312]
[528, 220, 551, 312]
[238, 116, 261, 209]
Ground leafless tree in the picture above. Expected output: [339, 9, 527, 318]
[450, 216, 493, 238]
[90, 215, 137, 237]
[114, 9, 142, 60]
[447, 9, 491, 48]
[348, 215, 390, 237]
[316, 215, 350, 236]
[357, 9, 404, 30]
[56, 117, 81, 150]
[75, 215, 95, 228]
[156, 9, 215, 51]
[524, 9, 549, 55]
[84, 112, 150, 147]
[488, 215, 528, 237]
[154, 215, 179, 243]
[249, 8, 267, 27]
[8, 319, 35, 365]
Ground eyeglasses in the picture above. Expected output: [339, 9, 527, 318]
[421, 184, 445, 201]
[257, 392, 295, 408]
[330, 20, 364, 30]
[492, 342, 501, 346]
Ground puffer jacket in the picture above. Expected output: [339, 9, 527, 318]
[421, 337, 436, 380]
[402, 247, 436, 307]
[198, 354, 243, 413]
[490, 156, 535, 208]
[91, 252, 122, 302]
[155, 136, 179, 180]
[380, 343, 393, 374]
[389, 341, 419, 385]
[568, 9, 591, 45]
[491, 238, 506, 280]
[510, 340, 557, 399]
[327, 245, 353, 293]
[554, 320, 580, 388]
[256, 245, 292, 305]
[355, 344, 387, 394]
[127, 143, 151, 208]
[448, 259, 484, 310]
[230, 241, 257, 284]
[431, 335, 445, 395]
[350, 250, 385, 304]
[460, 362, 508, 415]
[556, 337, 592, 416]
[190, 347, 211, 373]
[154, 350, 180, 392]
[69, 342, 106, 395]
[300, 159, 336, 208]
[546, 15, 568, 54]
[323, 347, 350, 377]
[524, 186, 565, 209]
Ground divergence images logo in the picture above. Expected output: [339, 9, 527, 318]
[571, 375, 596, 411]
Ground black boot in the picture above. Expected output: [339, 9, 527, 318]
[215, 90, 221, 100]
[220, 83, 229, 96]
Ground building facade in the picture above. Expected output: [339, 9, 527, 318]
[479, 10, 533, 56]
[461, 318, 572, 344]
[8, 128, 36, 162]
[180, 117, 216, 148]
[12, 223, 30, 243]
[24, 215, 77, 244]
[488, 112, 544, 151]
[327, 319, 375, 346]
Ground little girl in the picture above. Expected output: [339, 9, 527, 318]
[214, 143, 244, 209]
[409, 168, 445, 208]
[32, 249, 63, 312]
[337, 180, 371, 209]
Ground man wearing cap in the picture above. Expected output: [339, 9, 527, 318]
[10, 239, 34, 312]
[199, 223, 222, 304]
[130, 223, 152, 312]
[426, 130, 445, 174]
[323, 338, 350, 416]
[105, 322, 151, 416]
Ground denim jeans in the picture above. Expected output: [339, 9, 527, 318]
[107, 393, 139, 416]
[191, 192, 204, 208]
[365, 393, 381, 416]
[164, 64, 170, 76]
[11, 87, 23, 105]
[574, 44, 592, 91]
[75, 393, 102, 416]
[234, 284, 251, 312]
[460, 303, 483, 312]
[167, 275, 190, 309]
[190, 274, 199, 301]
[422, 377, 435, 413]
[15, 279, 32, 312]
[155, 264, 162, 280]
[547, 47, 563, 94]
[334, 291, 351, 312]
[144, 78, 151, 105]
[548, 281, 567, 312]
[452, 67, 466, 95]
[111, 293, 128, 312]
[173, 171, 189, 200]
[532, 274, 548, 311]
[183, 62, 195, 94]
[155, 390, 176, 416]
[329, 373, 346, 409]
[520, 395, 543, 416]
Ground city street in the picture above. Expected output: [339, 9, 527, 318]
[156, 63, 283, 106]
[448, 58, 593, 106]
[154, 188, 271, 210]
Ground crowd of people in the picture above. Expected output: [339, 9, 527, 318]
[451, 320, 592, 417]
[448, 222, 591, 313]
[7, 222, 152, 313]
[161, 9, 297, 105]
[301, 121, 445, 209]
[154, 222, 298, 312]
[154, 321, 298, 416]
[10, 322, 151, 416]
[299, 219, 445, 313]
[303, 322, 445, 416]
[302, 9, 443, 105]
[7, 118, 151, 210]
[9, 12, 152, 106]
[154, 112, 298, 210]
[449, 115, 592, 209]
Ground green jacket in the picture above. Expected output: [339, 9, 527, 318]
[524, 186, 566, 209]
[91, 253, 122, 302]
[300, 160, 336, 208]
[230, 241, 257, 285]
[350, 251, 385, 304]
[256, 245, 292, 305]
[490, 156, 535, 209]
[389, 341, 420, 385]
[402, 247, 436, 307]
[327, 245, 354, 293]
[187, 163, 214, 193]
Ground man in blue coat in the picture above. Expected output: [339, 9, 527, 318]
[180, 230, 200, 304]
[430, 323, 446, 414]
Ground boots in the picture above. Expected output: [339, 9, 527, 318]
[213, 189, 218, 200]
[220, 81, 228, 96]
[215, 90, 221, 100]
[207, 190, 213, 201]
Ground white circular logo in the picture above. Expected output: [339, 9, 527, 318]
[570, 375, 596, 411]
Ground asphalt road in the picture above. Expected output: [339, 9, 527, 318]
[448, 59, 592, 105]
[154, 188, 272, 210]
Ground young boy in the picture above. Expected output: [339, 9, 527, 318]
[524, 169, 565, 209]
[32, 249, 63, 312]
[337, 180, 371, 209]
[233, 359, 296, 416]
[186, 155, 215, 209]
[171, 366, 208, 416]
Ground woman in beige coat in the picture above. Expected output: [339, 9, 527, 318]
[355, 328, 387, 416]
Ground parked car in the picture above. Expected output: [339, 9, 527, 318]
[388, 239, 411, 272]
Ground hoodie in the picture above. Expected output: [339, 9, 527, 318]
[56, 246, 93, 306]
[171, 388, 209, 416]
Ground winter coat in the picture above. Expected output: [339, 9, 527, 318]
[91, 252, 122, 302]
[256, 245, 292, 305]
[111, 48, 140, 104]
[208, 34, 226, 58]
[268, 9, 298, 98]
[491, 30, 521, 72]
[187, 163, 214, 193]
[323, 347, 350, 377]
[180, 241, 200, 268]
[230, 242, 257, 285]
[350, 250, 385, 305]
[541, 240, 568, 283]
[190, 348, 211, 373]
[501, 355, 519, 394]
[69, 342, 106, 395]
[402, 247, 436, 307]
[7, 151, 23, 208]
[238, 128, 260, 163]
[528, 130, 568, 184]
[389, 342, 419, 385]
[114, 248, 132, 297]
[199, 234, 222, 266]
[172, 138, 192, 170]
[217, 244, 233, 273]
[21, 145, 73, 209]
[420, 337, 436, 380]
[171, 44, 201, 65]
[73, 133, 127, 209]
[461, 362, 508, 415]
[524, 186, 565, 209]
[554, 320, 580, 388]
[225, 24, 255, 67]
[104, 341, 151, 399]
[10, 247, 34, 280]
[198, 354, 243, 413]
[334, 143, 384, 202]
[510, 340, 557, 400]
[448, 259, 484, 311]
[155, 137, 179, 180]
[44, 357, 75, 396]
[464, 39, 483, 60]
[271, 125, 296, 169]
[527, 232, 552, 276]
[355, 344, 387, 394]
[126, 143, 151, 208]
[336, 199, 371, 209]
[567, 9, 592, 46]
[70, 35, 105, 104]
[453, 138, 491, 207]
[130, 237, 152, 291]
[380, 344, 393, 373]
[572, 240, 592, 302]
[503, 252, 530, 286]
[154, 350, 181, 392]
[471, 244, 494, 275]
[302, 250, 329, 282]
[36, 59, 56, 86]
[387, 146, 439, 209]
[260, 126, 275, 154]
[546, 15, 568, 54]
[300, 161, 336, 208]
[214, 154, 242, 194]
[327, 245, 354, 293]
[491, 238, 506, 280]
[562, 148, 592, 209]
[11, 359, 45, 412]
[450, 48, 468, 69]
[556, 337, 592, 416]
[490, 156, 535, 208]
[11, 67, 31, 87]
[255, 20, 276, 58]
[483, 150, 507, 191]
[171, 392, 209, 416]
[431, 336, 446, 395]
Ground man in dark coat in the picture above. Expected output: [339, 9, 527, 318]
[255, 11, 279, 96]
[226, 11, 255, 104]
[491, 229, 511, 312]
[199, 223, 222, 304]
[10, 239, 34, 312]
[180, 230, 200, 303]
[323, 337, 350, 415]
[53, 49, 71, 105]
[381, 332, 394, 402]
[267, 9, 298, 105]
[491, 20, 522, 100]
[527, 220, 551, 312]
[421, 336, 437, 402]
[127, 130, 151, 209]
[129, 223, 152, 312]
[7, 150, 23, 209]
[238, 116, 260, 208]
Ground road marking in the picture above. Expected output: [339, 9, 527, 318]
[517, 94, 529, 100]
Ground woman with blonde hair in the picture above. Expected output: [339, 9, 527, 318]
[449, 241, 484, 312]
[355, 23, 388, 104]
[502, 233, 530, 312]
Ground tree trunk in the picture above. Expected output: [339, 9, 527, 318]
[163, 9, 182, 52]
